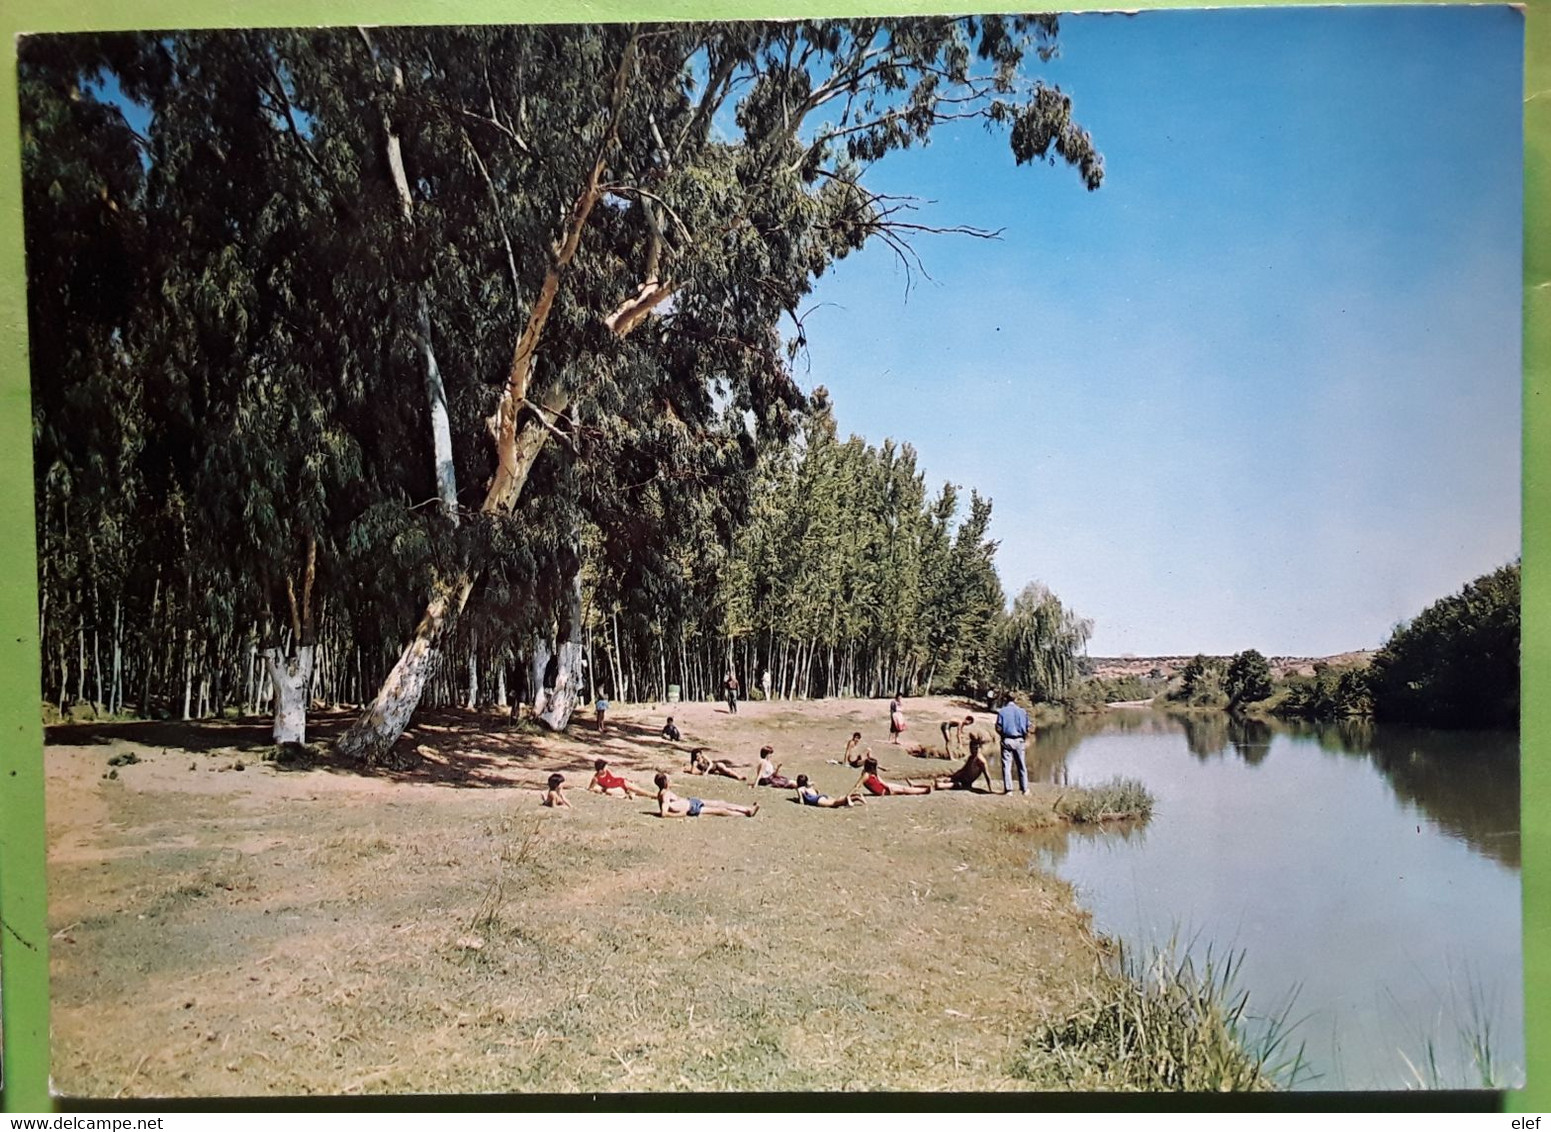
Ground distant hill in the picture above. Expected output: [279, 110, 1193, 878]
[1087, 652, 1375, 681]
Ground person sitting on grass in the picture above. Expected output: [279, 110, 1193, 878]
[686, 747, 747, 780]
[794, 773, 865, 808]
[588, 758, 655, 799]
[654, 772, 758, 819]
[840, 731, 865, 766]
[963, 716, 996, 760]
[662, 716, 682, 742]
[541, 772, 572, 808]
[754, 745, 796, 789]
[923, 746, 995, 793]
[850, 755, 931, 797]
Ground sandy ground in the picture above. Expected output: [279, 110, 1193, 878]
[45, 694, 1108, 1097]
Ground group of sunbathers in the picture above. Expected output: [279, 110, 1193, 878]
[540, 710, 1000, 815]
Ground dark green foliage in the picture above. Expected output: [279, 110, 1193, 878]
[1275, 664, 1372, 722]
[702, 391, 1008, 700]
[22, 19, 1103, 725]
[1367, 563, 1519, 730]
[1225, 649, 1273, 706]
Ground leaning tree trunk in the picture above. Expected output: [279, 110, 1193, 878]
[265, 645, 315, 745]
[334, 35, 665, 763]
[537, 568, 586, 731]
[334, 576, 472, 765]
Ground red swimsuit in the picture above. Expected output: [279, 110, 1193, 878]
[863, 774, 890, 796]
[596, 771, 628, 791]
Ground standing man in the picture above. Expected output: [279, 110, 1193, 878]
[761, 668, 773, 703]
[995, 692, 1031, 796]
[724, 671, 739, 714]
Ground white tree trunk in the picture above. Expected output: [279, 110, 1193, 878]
[538, 569, 586, 731]
[530, 637, 553, 718]
[265, 645, 316, 746]
[418, 295, 459, 525]
[110, 598, 123, 715]
[181, 628, 193, 720]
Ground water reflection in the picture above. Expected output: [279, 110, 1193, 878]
[1030, 816, 1150, 869]
[1031, 710, 1519, 867]
[1032, 708, 1521, 1090]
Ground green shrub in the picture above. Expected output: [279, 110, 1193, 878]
[1274, 664, 1371, 721]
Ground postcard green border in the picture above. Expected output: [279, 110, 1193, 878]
[1, 0, 1544, 1113]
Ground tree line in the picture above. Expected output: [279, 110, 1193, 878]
[1152, 562, 1519, 730]
[21, 20, 1104, 761]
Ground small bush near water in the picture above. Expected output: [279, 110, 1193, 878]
[1057, 776, 1154, 823]
[1014, 944, 1305, 1092]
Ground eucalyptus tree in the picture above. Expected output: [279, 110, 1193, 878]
[25, 19, 1101, 755]
[323, 16, 1104, 761]
[20, 36, 154, 717]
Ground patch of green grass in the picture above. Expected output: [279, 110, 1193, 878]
[1014, 943, 1306, 1092]
[1057, 776, 1154, 823]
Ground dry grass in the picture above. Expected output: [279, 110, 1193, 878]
[43, 695, 1198, 1096]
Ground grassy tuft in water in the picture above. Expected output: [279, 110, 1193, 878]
[1056, 776, 1155, 823]
[1014, 943, 1305, 1092]
[1394, 975, 1519, 1090]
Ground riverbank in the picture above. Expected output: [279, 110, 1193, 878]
[46, 695, 1176, 1095]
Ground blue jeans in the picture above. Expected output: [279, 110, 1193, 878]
[1001, 737, 1028, 794]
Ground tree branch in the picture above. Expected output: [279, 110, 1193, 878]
[483, 30, 639, 516]
[604, 279, 678, 337]
[461, 127, 521, 300]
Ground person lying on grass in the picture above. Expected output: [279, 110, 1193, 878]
[923, 747, 994, 792]
[793, 773, 865, 808]
[686, 747, 747, 780]
[755, 745, 796, 789]
[541, 773, 572, 809]
[850, 755, 931, 797]
[654, 772, 758, 819]
[588, 758, 655, 799]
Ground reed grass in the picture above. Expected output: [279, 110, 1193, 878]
[1057, 776, 1155, 823]
[1014, 942, 1307, 1092]
[1394, 974, 1518, 1090]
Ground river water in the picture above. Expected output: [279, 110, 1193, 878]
[1028, 710, 1521, 1091]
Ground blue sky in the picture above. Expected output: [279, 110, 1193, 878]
[798, 5, 1523, 657]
